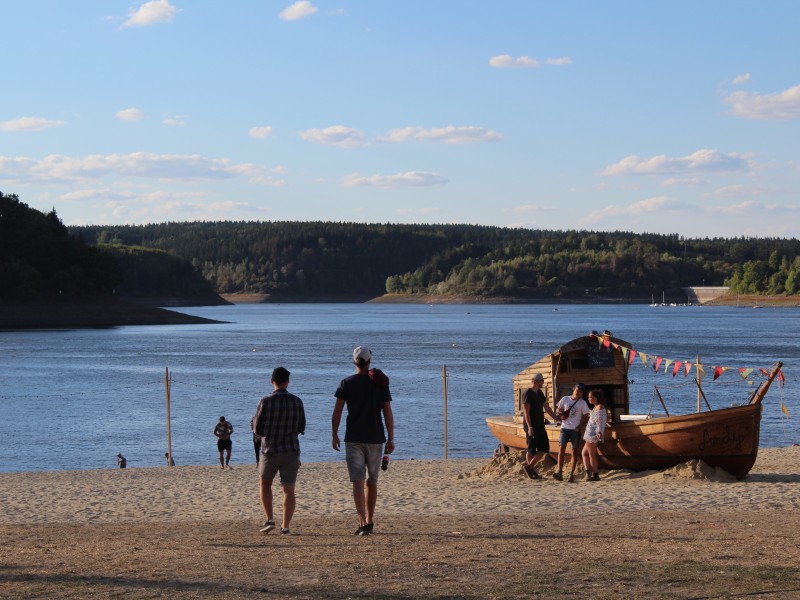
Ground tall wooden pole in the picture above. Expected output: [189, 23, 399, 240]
[696, 354, 701, 413]
[442, 364, 449, 460]
[165, 367, 173, 466]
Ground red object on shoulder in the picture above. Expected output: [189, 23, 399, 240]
[368, 368, 390, 387]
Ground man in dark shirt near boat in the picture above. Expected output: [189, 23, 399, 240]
[522, 373, 558, 479]
[332, 346, 395, 536]
[253, 367, 306, 535]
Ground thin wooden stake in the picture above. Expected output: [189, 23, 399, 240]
[443, 364, 448, 460]
[165, 367, 173, 467]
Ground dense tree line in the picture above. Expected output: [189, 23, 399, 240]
[0, 192, 222, 305]
[0, 192, 120, 300]
[72, 221, 800, 300]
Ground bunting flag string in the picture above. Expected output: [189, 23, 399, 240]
[604, 339, 779, 383]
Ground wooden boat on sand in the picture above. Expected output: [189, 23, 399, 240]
[486, 331, 784, 479]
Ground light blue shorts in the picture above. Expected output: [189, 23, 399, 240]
[345, 442, 383, 484]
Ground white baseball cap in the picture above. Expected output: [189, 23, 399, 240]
[353, 346, 372, 363]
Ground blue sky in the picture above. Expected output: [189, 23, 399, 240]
[1, 1, 799, 238]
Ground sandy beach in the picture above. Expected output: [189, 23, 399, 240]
[2, 447, 800, 598]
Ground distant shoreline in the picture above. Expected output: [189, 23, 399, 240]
[222, 292, 800, 307]
[0, 297, 224, 330]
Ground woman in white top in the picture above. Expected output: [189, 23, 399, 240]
[581, 389, 607, 481]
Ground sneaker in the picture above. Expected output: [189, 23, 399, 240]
[356, 523, 374, 536]
[567, 474, 575, 483]
[280, 528, 291, 535]
[592, 473, 601, 481]
[585, 471, 595, 482]
[260, 520, 276, 534]
[552, 471, 563, 481]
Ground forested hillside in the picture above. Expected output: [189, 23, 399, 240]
[0, 192, 120, 300]
[72, 221, 800, 301]
[0, 192, 222, 307]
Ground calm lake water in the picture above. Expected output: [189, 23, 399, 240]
[1, 303, 797, 472]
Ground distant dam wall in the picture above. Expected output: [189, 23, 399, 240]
[682, 286, 730, 304]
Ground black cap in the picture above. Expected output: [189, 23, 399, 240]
[272, 366, 290, 383]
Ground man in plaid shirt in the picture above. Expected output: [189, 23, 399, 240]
[253, 367, 306, 535]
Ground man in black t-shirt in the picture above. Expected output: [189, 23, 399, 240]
[522, 373, 557, 479]
[332, 346, 395, 536]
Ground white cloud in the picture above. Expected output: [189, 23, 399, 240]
[546, 57, 572, 66]
[489, 54, 539, 69]
[300, 125, 365, 148]
[725, 84, 800, 120]
[249, 126, 274, 139]
[162, 115, 188, 126]
[0, 117, 65, 132]
[510, 204, 554, 213]
[116, 108, 145, 121]
[279, 1, 318, 21]
[342, 171, 448, 188]
[0, 152, 285, 186]
[602, 149, 750, 176]
[703, 184, 788, 199]
[580, 196, 694, 226]
[661, 177, 710, 188]
[123, 0, 179, 27]
[717, 200, 799, 216]
[380, 125, 501, 145]
[732, 73, 751, 85]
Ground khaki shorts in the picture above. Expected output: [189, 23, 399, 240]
[258, 451, 301, 485]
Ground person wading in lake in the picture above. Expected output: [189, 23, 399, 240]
[522, 373, 558, 479]
[213, 416, 234, 469]
[331, 346, 395, 536]
[253, 366, 306, 535]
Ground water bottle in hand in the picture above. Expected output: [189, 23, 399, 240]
[381, 455, 389, 471]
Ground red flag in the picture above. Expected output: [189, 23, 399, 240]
[759, 368, 770, 377]
[628, 349, 637, 366]
[713, 366, 724, 380]
[654, 356, 663, 372]
[778, 370, 785, 387]
[684, 362, 692, 377]
[672, 361, 682, 377]
[603, 339, 611, 348]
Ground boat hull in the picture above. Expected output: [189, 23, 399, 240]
[486, 402, 762, 478]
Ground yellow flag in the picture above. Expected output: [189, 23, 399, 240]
[640, 352, 648, 367]
[696, 364, 706, 380]
[782, 403, 791, 417]
[620, 347, 629, 361]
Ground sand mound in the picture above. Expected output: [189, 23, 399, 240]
[460, 450, 563, 480]
[660, 459, 738, 482]
[461, 452, 741, 483]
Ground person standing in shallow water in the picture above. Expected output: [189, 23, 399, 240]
[581, 389, 607, 481]
[332, 346, 395, 536]
[213, 416, 234, 469]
